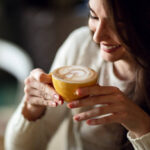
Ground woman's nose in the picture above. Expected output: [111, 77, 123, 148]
[93, 20, 108, 44]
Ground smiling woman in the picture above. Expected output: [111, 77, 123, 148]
[4, 0, 150, 150]
[88, 0, 128, 63]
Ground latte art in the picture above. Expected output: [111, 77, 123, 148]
[52, 66, 97, 83]
[51, 65, 98, 102]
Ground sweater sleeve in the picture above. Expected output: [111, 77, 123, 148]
[127, 131, 150, 150]
[4, 31, 73, 150]
[4, 26, 90, 150]
[4, 97, 68, 150]
[5, 97, 50, 150]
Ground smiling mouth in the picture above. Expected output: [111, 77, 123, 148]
[101, 44, 121, 53]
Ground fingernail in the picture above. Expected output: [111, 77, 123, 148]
[74, 116, 80, 121]
[86, 120, 95, 125]
[68, 101, 79, 108]
[67, 103, 73, 108]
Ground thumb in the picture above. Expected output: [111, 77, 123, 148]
[39, 73, 52, 83]
[30, 68, 52, 83]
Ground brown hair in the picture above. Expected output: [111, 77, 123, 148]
[88, 0, 150, 149]
[108, 0, 150, 149]
[110, 0, 150, 109]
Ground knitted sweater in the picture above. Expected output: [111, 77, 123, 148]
[5, 26, 150, 150]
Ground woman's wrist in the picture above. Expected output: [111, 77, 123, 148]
[22, 102, 46, 121]
[132, 127, 150, 138]
[130, 119, 150, 138]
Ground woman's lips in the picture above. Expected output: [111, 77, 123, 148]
[101, 44, 121, 53]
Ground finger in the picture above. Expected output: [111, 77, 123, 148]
[29, 79, 52, 93]
[24, 75, 35, 85]
[25, 75, 63, 105]
[86, 113, 121, 125]
[28, 80, 56, 97]
[25, 88, 51, 99]
[27, 96, 57, 107]
[67, 95, 117, 108]
[73, 104, 119, 121]
[30, 68, 52, 83]
[76, 85, 120, 97]
[25, 84, 63, 105]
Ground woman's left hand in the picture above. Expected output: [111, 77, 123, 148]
[67, 85, 150, 138]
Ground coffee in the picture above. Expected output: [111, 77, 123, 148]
[51, 65, 98, 102]
[52, 65, 97, 83]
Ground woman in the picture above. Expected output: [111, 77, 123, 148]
[5, 0, 150, 149]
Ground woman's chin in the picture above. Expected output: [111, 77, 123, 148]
[100, 49, 126, 62]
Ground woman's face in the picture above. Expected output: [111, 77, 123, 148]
[88, 0, 127, 62]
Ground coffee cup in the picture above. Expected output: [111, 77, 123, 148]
[50, 65, 98, 102]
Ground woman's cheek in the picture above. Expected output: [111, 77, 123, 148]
[88, 19, 96, 32]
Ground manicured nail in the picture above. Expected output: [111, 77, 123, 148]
[67, 103, 74, 108]
[86, 120, 95, 125]
[68, 101, 79, 108]
[74, 116, 80, 121]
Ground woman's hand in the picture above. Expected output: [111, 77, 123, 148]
[67, 85, 150, 138]
[22, 68, 63, 121]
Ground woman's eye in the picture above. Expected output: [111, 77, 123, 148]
[89, 13, 98, 20]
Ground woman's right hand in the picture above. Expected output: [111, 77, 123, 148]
[22, 68, 64, 121]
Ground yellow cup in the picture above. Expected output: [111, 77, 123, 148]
[50, 66, 98, 102]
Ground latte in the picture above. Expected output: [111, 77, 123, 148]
[51, 65, 98, 102]
[52, 66, 97, 83]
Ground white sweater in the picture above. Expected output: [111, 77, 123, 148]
[5, 26, 150, 150]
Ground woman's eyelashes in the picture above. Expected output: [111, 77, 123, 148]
[89, 12, 99, 20]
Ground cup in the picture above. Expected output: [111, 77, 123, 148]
[50, 65, 98, 102]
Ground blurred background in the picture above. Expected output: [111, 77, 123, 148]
[0, 0, 88, 149]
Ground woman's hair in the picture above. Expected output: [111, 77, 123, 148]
[107, 0, 150, 149]
[88, 0, 150, 149]
[109, 0, 150, 109]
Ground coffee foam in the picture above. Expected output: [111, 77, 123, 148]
[52, 66, 97, 83]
